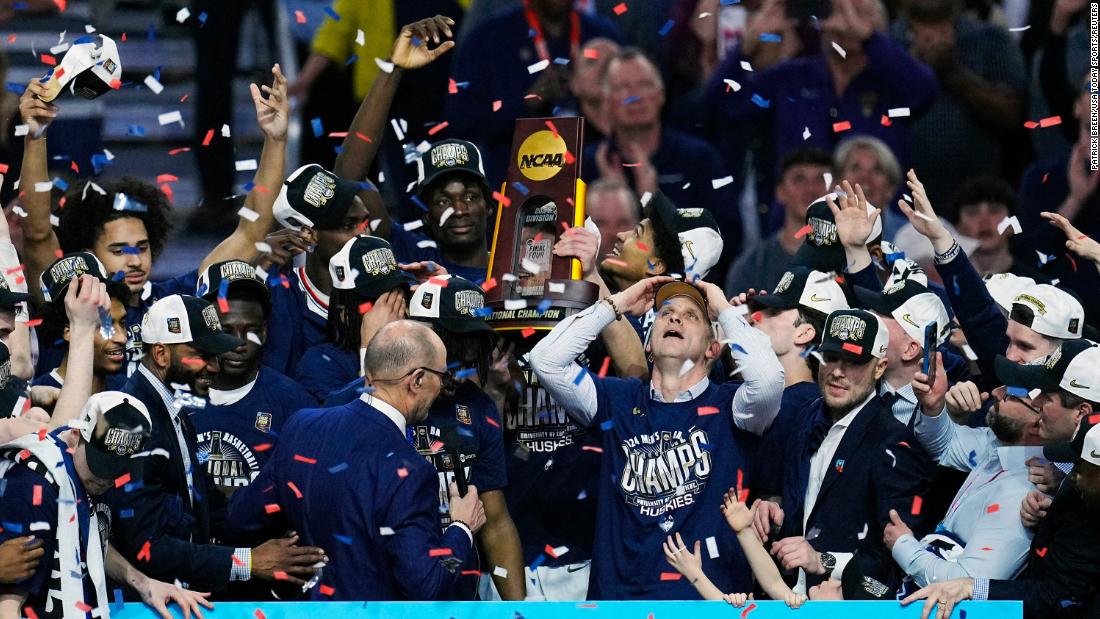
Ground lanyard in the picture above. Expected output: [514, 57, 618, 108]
[523, 0, 581, 63]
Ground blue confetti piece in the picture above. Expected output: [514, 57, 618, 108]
[536, 299, 553, 314]
[720, 0, 740, 4]
[119, 508, 134, 519]
[751, 94, 770, 108]
[760, 33, 781, 42]
[411, 195, 429, 212]
[800, 345, 817, 359]
[218, 278, 229, 301]
[455, 367, 477, 380]
[333, 145, 344, 155]
[147, 23, 157, 41]
[113, 588, 125, 613]
[572, 368, 589, 385]
[512, 182, 530, 196]
[622, 95, 640, 104]
[551, 105, 561, 116]
[324, 6, 341, 20]
[658, 19, 675, 36]
[951, 276, 960, 296]
[126, 124, 146, 137]
[552, 57, 570, 66]
[111, 271, 126, 282]
[577, 489, 587, 500]
[311, 117, 324, 137]
[90, 153, 112, 175]
[1006, 386, 1029, 397]
[473, 307, 493, 318]
[198, 11, 208, 24]
[455, 81, 470, 89]
[52, 177, 69, 191]
[359, 181, 378, 192]
[73, 35, 96, 45]
[600, 420, 614, 430]
[242, 181, 256, 193]
[411, 36, 422, 47]
[967, 450, 977, 467]
[333, 534, 353, 545]
[2, 521, 23, 533]
[328, 462, 349, 474]
[345, 54, 358, 66]
[124, 480, 144, 492]
[729, 343, 747, 354]
[885, 251, 906, 264]
[530, 553, 546, 570]
[6, 82, 26, 94]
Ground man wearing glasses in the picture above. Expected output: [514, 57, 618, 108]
[889, 345, 1051, 594]
[228, 320, 487, 601]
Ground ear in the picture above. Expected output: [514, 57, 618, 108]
[793, 324, 816, 347]
[151, 343, 171, 370]
[872, 357, 888, 380]
[645, 257, 666, 277]
[62, 325, 71, 343]
[705, 339, 723, 362]
[901, 338, 922, 363]
[1076, 401, 1093, 424]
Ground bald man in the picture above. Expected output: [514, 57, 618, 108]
[228, 321, 487, 600]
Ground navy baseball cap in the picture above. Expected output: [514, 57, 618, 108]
[416, 139, 489, 195]
[408, 274, 493, 334]
[819, 309, 890, 364]
[274, 164, 362, 231]
[40, 252, 108, 303]
[329, 236, 414, 301]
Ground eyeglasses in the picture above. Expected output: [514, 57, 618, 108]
[992, 387, 1042, 415]
[373, 366, 456, 391]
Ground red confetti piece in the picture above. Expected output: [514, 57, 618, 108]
[659, 572, 681, 581]
[25, 319, 42, 327]
[521, 327, 536, 338]
[911, 496, 923, 515]
[114, 473, 131, 488]
[0, 164, 7, 174]
[485, 416, 500, 428]
[273, 571, 288, 580]
[255, 443, 272, 451]
[447, 78, 458, 94]
[980, 547, 993, 551]
[582, 445, 603, 453]
[1088, 414, 1100, 424]
[354, 131, 372, 142]
[1039, 115, 1062, 127]
[319, 584, 335, 596]
[794, 224, 813, 239]
[180, 93, 189, 102]
[740, 603, 758, 618]
[137, 540, 151, 562]
[898, 441, 911, 448]
[428, 547, 453, 557]
[460, 569, 481, 576]
[604, 258, 628, 268]
[481, 278, 497, 292]
[328, 132, 348, 138]
[584, 48, 600, 59]
[217, 297, 229, 313]
[287, 481, 303, 499]
[70, 160, 79, 173]
[697, 406, 720, 415]
[492, 191, 511, 207]
[232, 555, 246, 566]
[181, 357, 205, 368]
[427, 276, 450, 287]
[1023, 121, 1039, 129]
[832, 121, 851, 132]
[427, 121, 449, 136]
[110, 79, 122, 90]
[396, 467, 409, 478]
[74, 602, 91, 613]
[359, 301, 374, 314]
[201, 129, 214, 146]
[32, 485, 41, 505]
[564, 150, 575, 165]
[37, 428, 47, 441]
[294, 10, 306, 23]
[750, 310, 762, 323]
[545, 120, 560, 138]
[1066, 253, 1078, 272]
[985, 503, 1000, 514]
[492, 100, 502, 112]
[544, 544, 559, 558]
[1042, 173, 1050, 183]
[264, 503, 281, 514]
[841, 343, 863, 355]
[613, 2, 628, 14]
[1035, 547, 1047, 557]
[255, 610, 267, 619]
[598, 356, 611, 378]
[40, 54, 57, 66]
[294, 454, 317, 464]
[635, 242, 649, 251]
[156, 174, 179, 184]
[880, 115, 892, 126]
[168, 148, 191, 155]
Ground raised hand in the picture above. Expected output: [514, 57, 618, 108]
[64, 274, 110, 332]
[251, 64, 289, 141]
[897, 169, 953, 251]
[1042, 211, 1100, 267]
[828, 180, 879, 250]
[883, 508, 913, 550]
[19, 80, 59, 137]
[552, 227, 601, 278]
[911, 351, 948, 416]
[720, 489, 754, 533]
[608, 275, 676, 317]
[390, 16, 455, 70]
[662, 532, 704, 579]
[944, 381, 988, 420]
[692, 279, 734, 320]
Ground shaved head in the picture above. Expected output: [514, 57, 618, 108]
[363, 320, 444, 380]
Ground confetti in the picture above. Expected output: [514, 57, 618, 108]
[235, 159, 258, 172]
[986, 503, 1000, 514]
[659, 572, 681, 581]
[293, 454, 317, 464]
[1009, 25, 1030, 31]
[492, 191, 511, 207]
[114, 473, 131, 488]
[137, 540, 151, 561]
[429, 548, 453, 557]
[794, 224, 813, 239]
[521, 327, 536, 338]
[842, 343, 863, 355]
[237, 206, 259, 222]
[287, 481, 303, 499]
[143, 74, 164, 94]
[375, 58, 395, 73]
[1035, 547, 1047, 557]
[722, 78, 741, 92]
[832, 121, 852, 132]
[613, 2, 628, 14]
[711, 176, 733, 189]
[831, 41, 846, 58]
[997, 215, 1021, 235]
[527, 59, 550, 74]
[911, 496, 923, 515]
[264, 503, 281, 514]
[888, 107, 911, 118]
[802, 126, 811, 140]
[697, 406, 720, 416]
[740, 603, 758, 618]
[157, 110, 183, 126]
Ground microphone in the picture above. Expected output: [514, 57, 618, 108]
[439, 426, 469, 497]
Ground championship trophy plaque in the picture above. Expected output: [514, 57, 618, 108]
[485, 117, 599, 331]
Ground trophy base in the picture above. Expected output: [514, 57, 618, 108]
[487, 279, 600, 332]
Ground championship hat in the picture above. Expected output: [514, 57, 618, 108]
[77, 391, 152, 482]
[416, 139, 489, 194]
[753, 267, 849, 317]
[409, 274, 493, 334]
[140, 295, 244, 354]
[1009, 284, 1085, 339]
[274, 164, 362, 231]
[196, 260, 270, 313]
[792, 194, 882, 273]
[995, 339, 1100, 403]
[40, 252, 108, 303]
[329, 236, 413, 301]
[38, 34, 121, 102]
[854, 279, 952, 348]
[819, 309, 890, 364]
[984, 273, 1037, 314]
[647, 193, 724, 279]
[1043, 412, 1100, 465]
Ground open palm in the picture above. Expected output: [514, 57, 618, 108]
[828, 180, 879, 248]
[391, 16, 456, 70]
[251, 64, 289, 141]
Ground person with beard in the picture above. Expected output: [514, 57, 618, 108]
[103, 294, 327, 594]
[227, 320, 487, 600]
[33, 253, 129, 393]
[18, 66, 292, 377]
[755, 309, 931, 596]
[190, 260, 316, 497]
[902, 410, 1100, 618]
[882, 350, 1044, 593]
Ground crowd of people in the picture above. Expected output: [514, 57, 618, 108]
[0, 0, 1098, 618]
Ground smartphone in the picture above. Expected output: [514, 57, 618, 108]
[786, 0, 832, 21]
[922, 321, 938, 383]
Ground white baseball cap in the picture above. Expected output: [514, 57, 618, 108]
[649, 193, 724, 279]
[141, 295, 244, 354]
[38, 34, 122, 102]
[984, 273, 1037, 313]
[754, 267, 849, 317]
[855, 279, 952, 348]
[1010, 284, 1084, 339]
[884, 257, 928, 289]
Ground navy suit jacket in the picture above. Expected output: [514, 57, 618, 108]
[101, 370, 234, 591]
[779, 394, 932, 589]
[226, 397, 474, 601]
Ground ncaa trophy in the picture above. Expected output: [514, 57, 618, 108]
[485, 117, 599, 332]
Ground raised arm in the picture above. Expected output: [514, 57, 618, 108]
[15, 80, 62, 305]
[48, 274, 109, 428]
[199, 64, 288, 273]
[723, 491, 806, 608]
[334, 16, 456, 241]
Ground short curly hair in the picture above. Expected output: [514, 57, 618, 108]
[56, 177, 173, 259]
[644, 204, 686, 276]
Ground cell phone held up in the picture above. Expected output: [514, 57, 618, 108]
[922, 321, 938, 385]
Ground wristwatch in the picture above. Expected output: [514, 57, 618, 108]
[819, 552, 837, 577]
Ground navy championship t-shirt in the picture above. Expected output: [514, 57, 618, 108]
[190, 367, 317, 491]
[263, 266, 329, 377]
[586, 377, 754, 600]
[389, 226, 488, 284]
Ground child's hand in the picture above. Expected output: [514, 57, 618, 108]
[662, 532, 703, 577]
[723, 592, 749, 608]
[784, 591, 808, 609]
[721, 488, 754, 533]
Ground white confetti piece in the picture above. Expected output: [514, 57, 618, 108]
[103, 149, 115, 161]
[237, 206, 259, 222]
[722, 78, 741, 92]
[831, 41, 846, 58]
[355, 29, 365, 46]
[502, 273, 518, 282]
[175, 7, 190, 22]
[221, 124, 231, 138]
[143, 75, 164, 94]
[548, 282, 565, 293]
[375, 58, 395, 73]
[14, 124, 28, 137]
[885, 448, 896, 467]
[1037, 250, 1054, 265]
[997, 215, 1021, 236]
[711, 176, 733, 189]
[390, 118, 406, 141]
[802, 126, 811, 141]
[246, 332, 263, 345]
[504, 299, 527, 310]
[640, 191, 653, 206]
[705, 536, 719, 559]
[417, 239, 438, 248]
[29, 521, 51, 531]
[369, 218, 383, 231]
[87, 181, 106, 195]
[235, 159, 258, 171]
[739, 60, 753, 72]
[493, 566, 509, 578]
[823, 172, 833, 189]
[34, 181, 53, 192]
[158, 110, 184, 126]
[521, 258, 542, 274]
[379, 526, 395, 536]
[254, 242, 272, 253]
[1009, 25, 1030, 32]
[961, 344, 978, 361]
[857, 523, 868, 540]
[85, 24, 96, 33]
[49, 42, 70, 55]
[49, 214, 60, 227]
[527, 59, 550, 74]
[887, 107, 911, 118]
[11, 206, 26, 218]
[552, 545, 569, 557]
[438, 206, 455, 227]
[679, 359, 695, 376]
[403, 219, 424, 231]
[698, 11, 712, 18]
[1028, 388, 1041, 400]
